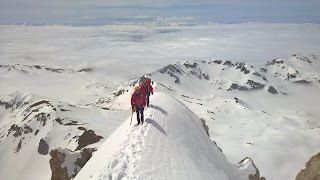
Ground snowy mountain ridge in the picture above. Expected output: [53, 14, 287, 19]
[96, 53, 319, 110]
[0, 53, 320, 180]
[265, 53, 320, 84]
[90, 53, 320, 180]
[74, 93, 264, 180]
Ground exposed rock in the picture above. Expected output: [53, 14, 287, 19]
[34, 65, 42, 69]
[49, 148, 96, 180]
[238, 157, 266, 180]
[55, 118, 63, 125]
[246, 80, 265, 90]
[231, 83, 239, 89]
[203, 74, 210, 80]
[23, 125, 33, 134]
[45, 67, 64, 73]
[239, 86, 249, 91]
[158, 65, 182, 84]
[296, 152, 320, 180]
[260, 68, 268, 72]
[253, 72, 262, 77]
[229, 80, 265, 92]
[38, 138, 49, 155]
[14, 138, 23, 153]
[200, 118, 209, 137]
[74, 148, 96, 169]
[293, 53, 312, 63]
[266, 58, 284, 66]
[78, 68, 93, 72]
[114, 89, 125, 97]
[7, 124, 22, 137]
[65, 120, 81, 126]
[78, 127, 86, 131]
[234, 97, 252, 110]
[293, 80, 312, 84]
[223, 61, 234, 66]
[236, 63, 250, 74]
[287, 73, 297, 80]
[183, 62, 198, 69]
[213, 60, 222, 64]
[213, 140, 223, 153]
[49, 149, 69, 180]
[27, 100, 50, 111]
[158, 64, 183, 75]
[268, 86, 278, 94]
[75, 130, 103, 151]
[0, 100, 15, 109]
[35, 113, 48, 126]
[34, 129, 40, 136]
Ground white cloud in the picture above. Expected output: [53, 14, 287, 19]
[1, 23, 320, 80]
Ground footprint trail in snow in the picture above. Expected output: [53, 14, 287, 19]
[95, 108, 156, 180]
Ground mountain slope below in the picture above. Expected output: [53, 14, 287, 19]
[75, 92, 262, 180]
[0, 92, 124, 180]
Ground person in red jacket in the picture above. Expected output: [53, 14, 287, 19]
[131, 86, 146, 125]
[140, 79, 153, 107]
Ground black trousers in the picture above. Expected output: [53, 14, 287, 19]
[135, 106, 144, 124]
[146, 94, 150, 106]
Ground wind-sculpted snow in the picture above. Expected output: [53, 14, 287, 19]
[75, 93, 263, 180]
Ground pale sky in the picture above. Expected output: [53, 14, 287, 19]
[0, 0, 320, 25]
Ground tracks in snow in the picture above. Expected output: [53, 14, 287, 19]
[97, 108, 156, 180]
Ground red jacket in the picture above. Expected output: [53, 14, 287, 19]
[131, 92, 146, 109]
[140, 83, 153, 96]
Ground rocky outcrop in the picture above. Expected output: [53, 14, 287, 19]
[74, 148, 96, 169]
[50, 149, 69, 180]
[296, 152, 320, 180]
[158, 64, 182, 84]
[38, 138, 49, 155]
[293, 53, 312, 63]
[293, 80, 312, 84]
[265, 58, 284, 66]
[268, 86, 278, 94]
[200, 118, 209, 137]
[49, 148, 96, 180]
[229, 80, 265, 92]
[75, 129, 103, 151]
[238, 157, 266, 180]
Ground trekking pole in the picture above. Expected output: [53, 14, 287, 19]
[130, 112, 133, 125]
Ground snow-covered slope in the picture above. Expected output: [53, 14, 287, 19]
[265, 53, 320, 84]
[1, 53, 319, 180]
[149, 60, 275, 95]
[0, 92, 123, 180]
[94, 53, 320, 180]
[75, 92, 261, 180]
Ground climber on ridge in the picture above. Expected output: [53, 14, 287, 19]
[140, 79, 153, 107]
[131, 86, 146, 125]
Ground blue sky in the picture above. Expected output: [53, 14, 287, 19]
[0, 0, 320, 25]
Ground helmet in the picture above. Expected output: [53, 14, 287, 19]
[134, 86, 140, 91]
